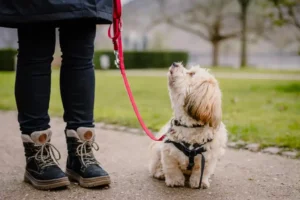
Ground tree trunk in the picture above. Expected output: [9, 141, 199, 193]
[240, 5, 248, 68]
[212, 40, 220, 67]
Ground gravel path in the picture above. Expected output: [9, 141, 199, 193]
[0, 111, 299, 200]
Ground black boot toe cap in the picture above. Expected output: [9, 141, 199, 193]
[83, 165, 109, 178]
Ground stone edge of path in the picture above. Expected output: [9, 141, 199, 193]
[95, 122, 300, 160]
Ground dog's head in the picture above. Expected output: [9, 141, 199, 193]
[167, 62, 222, 128]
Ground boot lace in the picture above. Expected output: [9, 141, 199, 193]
[34, 143, 61, 169]
[76, 141, 100, 167]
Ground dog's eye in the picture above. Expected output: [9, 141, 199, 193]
[188, 72, 195, 77]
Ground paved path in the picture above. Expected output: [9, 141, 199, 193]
[104, 70, 300, 80]
[0, 111, 299, 200]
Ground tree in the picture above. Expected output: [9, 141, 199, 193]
[268, 0, 300, 29]
[153, 0, 241, 66]
[264, 25, 297, 52]
[237, 0, 252, 67]
[264, 0, 300, 53]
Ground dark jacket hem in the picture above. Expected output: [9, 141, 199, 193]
[0, 9, 112, 28]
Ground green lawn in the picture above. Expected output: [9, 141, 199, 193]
[0, 70, 299, 150]
[112, 67, 300, 75]
[206, 67, 300, 74]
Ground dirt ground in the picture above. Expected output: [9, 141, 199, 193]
[0, 111, 299, 200]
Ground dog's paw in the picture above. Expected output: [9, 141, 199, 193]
[165, 174, 185, 187]
[189, 176, 211, 189]
[189, 175, 201, 189]
[201, 179, 210, 189]
[153, 170, 165, 180]
[190, 176, 210, 189]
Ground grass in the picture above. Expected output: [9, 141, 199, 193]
[0, 70, 299, 150]
[207, 67, 300, 74]
[115, 67, 300, 75]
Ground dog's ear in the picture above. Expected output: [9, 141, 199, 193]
[184, 79, 222, 128]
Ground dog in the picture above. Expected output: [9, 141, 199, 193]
[148, 62, 228, 189]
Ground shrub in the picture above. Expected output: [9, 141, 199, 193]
[0, 48, 17, 71]
[93, 50, 189, 70]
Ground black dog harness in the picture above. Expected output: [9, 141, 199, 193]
[165, 119, 213, 189]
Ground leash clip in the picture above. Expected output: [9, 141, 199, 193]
[114, 50, 120, 68]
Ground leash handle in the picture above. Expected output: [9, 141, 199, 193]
[108, 0, 165, 142]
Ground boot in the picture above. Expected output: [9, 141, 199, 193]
[65, 127, 111, 188]
[22, 129, 70, 190]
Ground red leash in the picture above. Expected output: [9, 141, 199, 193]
[108, 0, 165, 141]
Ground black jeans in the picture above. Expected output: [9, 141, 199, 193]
[15, 23, 96, 134]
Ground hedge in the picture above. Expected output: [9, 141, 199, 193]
[0, 48, 17, 71]
[93, 51, 189, 69]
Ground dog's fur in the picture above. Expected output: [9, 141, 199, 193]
[148, 63, 228, 189]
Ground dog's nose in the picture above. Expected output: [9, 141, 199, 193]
[172, 62, 178, 67]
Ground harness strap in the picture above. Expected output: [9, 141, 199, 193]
[199, 153, 205, 189]
[165, 140, 207, 189]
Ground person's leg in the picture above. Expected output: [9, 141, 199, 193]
[15, 26, 54, 134]
[59, 23, 95, 130]
[59, 23, 110, 188]
[16, 25, 69, 190]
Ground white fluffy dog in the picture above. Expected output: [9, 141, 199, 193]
[148, 62, 228, 189]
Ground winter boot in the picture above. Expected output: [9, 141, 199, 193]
[65, 127, 111, 188]
[22, 129, 70, 190]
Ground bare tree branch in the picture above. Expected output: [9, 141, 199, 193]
[288, 5, 300, 29]
[166, 19, 210, 41]
[269, 0, 300, 30]
[152, 0, 242, 66]
[221, 32, 241, 40]
[183, 12, 213, 31]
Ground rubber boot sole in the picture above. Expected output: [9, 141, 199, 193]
[66, 168, 111, 188]
[24, 170, 70, 190]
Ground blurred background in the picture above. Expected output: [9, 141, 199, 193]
[1, 0, 300, 69]
[0, 0, 299, 153]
